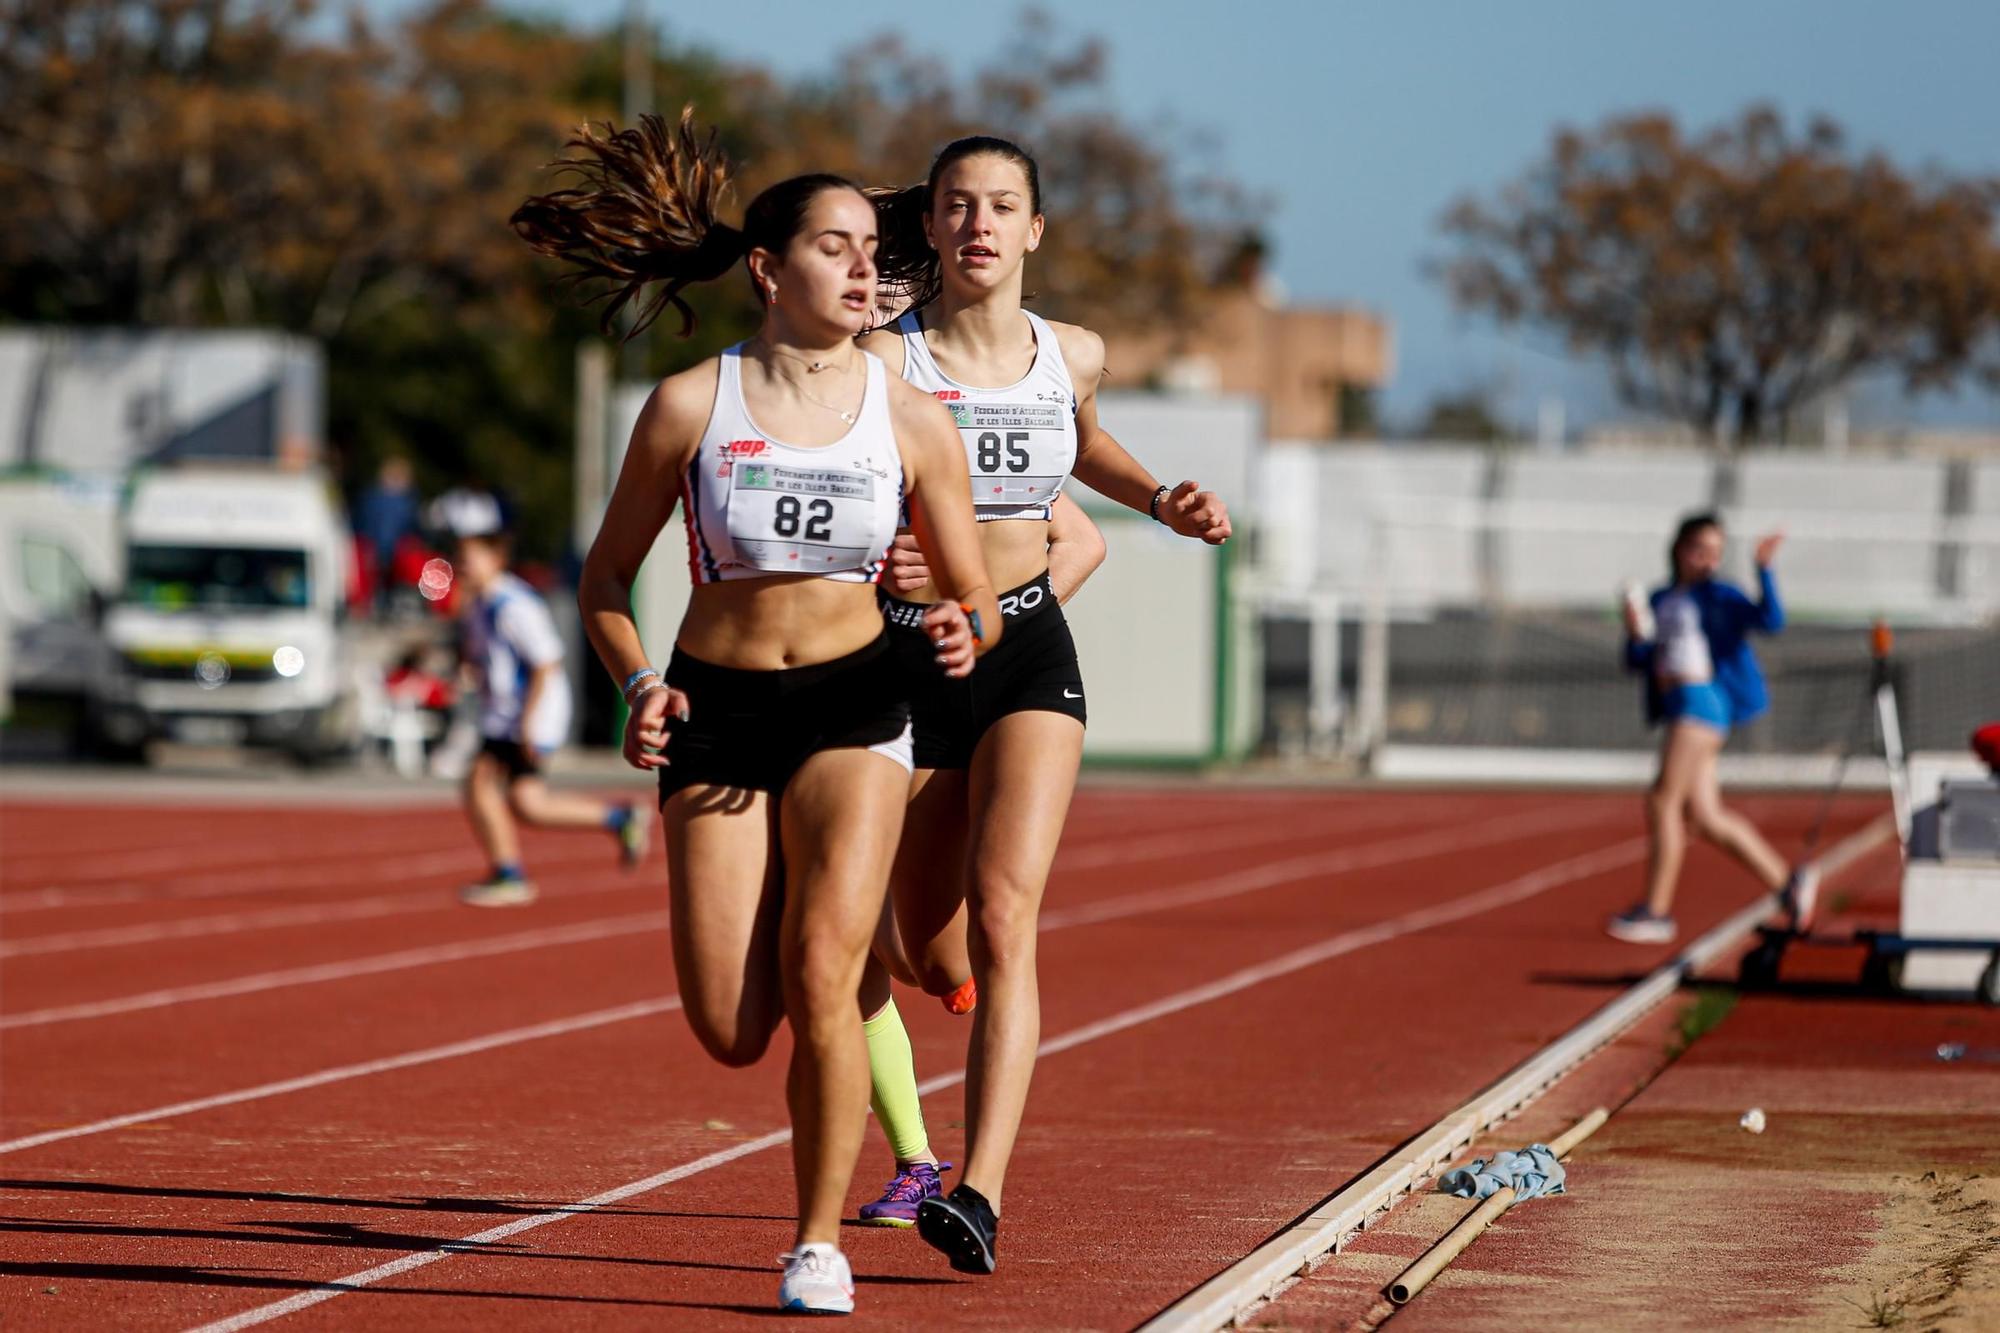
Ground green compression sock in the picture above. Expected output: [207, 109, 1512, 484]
[863, 998, 931, 1164]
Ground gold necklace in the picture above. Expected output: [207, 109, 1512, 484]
[758, 346, 862, 425]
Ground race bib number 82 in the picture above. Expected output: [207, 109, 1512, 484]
[726, 464, 885, 572]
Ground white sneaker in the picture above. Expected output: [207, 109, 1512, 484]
[778, 1243, 854, 1315]
[1782, 864, 1821, 932]
[458, 877, 538, 908]
[1605, 905, 1675, 944]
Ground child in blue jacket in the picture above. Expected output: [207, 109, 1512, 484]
[1608, 513, 1817, 943]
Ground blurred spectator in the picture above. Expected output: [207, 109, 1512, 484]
[427, 471, 514, 542]
[353, 456, 421, 615]
[386, 647, 454, 713]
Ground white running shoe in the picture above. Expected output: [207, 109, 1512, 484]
[1605, 905, 1676, 944]
[778, 1243, 854, 1316]
[458, 876, 538, 908]
[1782, 864, 1821, 932]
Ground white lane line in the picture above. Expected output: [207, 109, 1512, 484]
[0, 912, 668, 1031]
[1, 833, 629, 916]
[2, 802, 1424, 959]
[182, 1129, 795, 1333]
[1056, 799, 1441, 871]
[1042, 801, 1607, 930]
[3, 787, 1389, 925]
[176, 835, 1645, 1333]
[3, 848, 490, 915]
[1, 826, 457, 895]
[0, 872, 658, 960]
[4, 804, 1616, 1028]
[0, 998, 683, 1156]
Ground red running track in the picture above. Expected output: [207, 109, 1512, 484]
[0, 784, 1885, 1330]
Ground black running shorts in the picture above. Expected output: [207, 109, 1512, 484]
[479, 737, 544, 781]
[655, 634, 914, 803]
[882, 572, 1087, 771]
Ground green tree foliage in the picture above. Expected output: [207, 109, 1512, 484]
[0, 1, 1249, 554]
[1435, 106, 2000, 445]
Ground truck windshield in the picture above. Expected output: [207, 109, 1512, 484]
[124, 545, 310, 611]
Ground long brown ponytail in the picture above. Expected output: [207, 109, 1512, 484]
[511, 108, 744, 339]
[514, 108, 872, 345]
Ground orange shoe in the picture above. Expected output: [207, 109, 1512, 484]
[942, 977, 978, 1016]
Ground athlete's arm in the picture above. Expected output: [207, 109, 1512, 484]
[1751, 531, 1785, 632]
[1056, 322, 1232, 545]
[579, 366, 707, 769]
[863, 327, 930, 596]
[1046, 495, 1106, 604]
[893, 380, 1000, 675]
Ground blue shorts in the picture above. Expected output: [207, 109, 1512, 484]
[1661, 682, 1730, 734]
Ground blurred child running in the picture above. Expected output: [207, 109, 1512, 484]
[451, 526, 650, 906]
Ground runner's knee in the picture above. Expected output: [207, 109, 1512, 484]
[970, 876, 1040, 969]
[685, 1004, 776, 1068]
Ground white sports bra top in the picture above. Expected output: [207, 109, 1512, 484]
[896, 309, 1078, 522]
[681, 344, 903, 585]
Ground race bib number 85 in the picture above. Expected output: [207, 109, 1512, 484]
[956, 403, 1071, 510]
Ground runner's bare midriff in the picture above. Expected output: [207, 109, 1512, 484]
[677, 577, 887, 670]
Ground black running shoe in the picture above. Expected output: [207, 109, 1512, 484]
[917, 1183, 999, 1274]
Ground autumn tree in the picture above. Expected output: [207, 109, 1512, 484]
[1435, 106, 2000, 444]
[0, 1, 1250, 551]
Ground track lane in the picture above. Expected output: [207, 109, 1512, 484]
[0, 790, 1881, 1331]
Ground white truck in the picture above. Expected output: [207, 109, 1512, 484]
[92, 466, 360, 762]
[0, 473, 122, 745]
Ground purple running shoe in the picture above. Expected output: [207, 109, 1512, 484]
[857, 1160, 949, 1228]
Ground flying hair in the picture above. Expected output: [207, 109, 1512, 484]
[512, 107, 866, 340]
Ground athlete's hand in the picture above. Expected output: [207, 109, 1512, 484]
[624, 685, 690, 771]
[923, 601, 979, 679]
[885, 532, 930, 595]
[1161, 480, 1231, 545]
[1754, 530, 1785, 568]
[1621, 599, 1645, 639]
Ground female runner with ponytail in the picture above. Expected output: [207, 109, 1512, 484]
[513, 111, 1000, 1315]
[851, 136, 1231, 1275]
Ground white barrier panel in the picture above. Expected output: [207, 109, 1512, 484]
[1497, 452, 1713, 606]
[1969, 461, 2000, 612]
[1313, 447, 1488, 604]
[1733, 455, 1947, 616]
[1084, 391, 1262, 526]
[1067, 515, 1249, 765]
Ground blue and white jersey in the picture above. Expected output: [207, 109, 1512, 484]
[463, 572, 571, 749]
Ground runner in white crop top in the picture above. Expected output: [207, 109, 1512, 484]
[530, 145, 1001, 1315]
[845, 138, 1236, 1270]
[682, 343, 903, 585]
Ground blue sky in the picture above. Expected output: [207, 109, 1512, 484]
[418, 0, 2000, 432]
